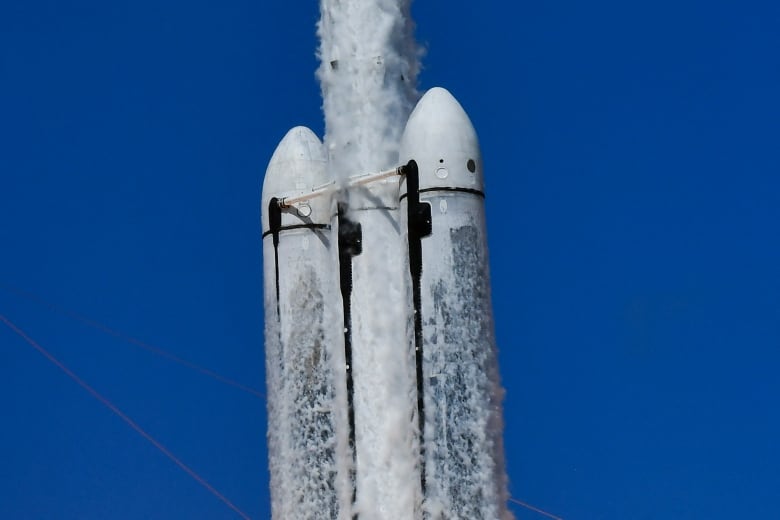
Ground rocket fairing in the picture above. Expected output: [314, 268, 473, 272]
[262, 88, 510, 519]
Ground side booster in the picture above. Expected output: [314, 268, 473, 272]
[400, 88, 510, 519]
[261, 127, 349, 519]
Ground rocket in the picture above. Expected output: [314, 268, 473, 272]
[261, 88, 510, 519]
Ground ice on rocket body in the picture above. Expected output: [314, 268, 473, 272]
[261, 88, 510, 519]
[261, 127, 345, 519]
[401, 88, 508, 518]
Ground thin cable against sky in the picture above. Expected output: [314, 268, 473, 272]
[0, 282, 264, 398]
[0, 313, 253, 520]
[2, 285, 563, 519]
[509, 497, 564, 520]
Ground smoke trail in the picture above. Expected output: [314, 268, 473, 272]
[316, 0, 421, 180]
[315, 2, 423, 518]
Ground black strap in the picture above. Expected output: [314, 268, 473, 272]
[399, 186, 485, 202]
[337, 202, 362, 518]
[404, 160, 432, 501]
[262, 222, 330, 239]
[268, 198, 283, 307]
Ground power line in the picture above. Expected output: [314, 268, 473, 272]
[0, 283, 264, 399]
[0, 313, 253, 520]
[2, 284, 564, 520]
[509, 496, 564, 520]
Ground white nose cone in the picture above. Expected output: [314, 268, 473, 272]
[399, 87, 483, 193]
[261, 126, 330, 233]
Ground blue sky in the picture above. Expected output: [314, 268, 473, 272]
[2, 1, 779, 519]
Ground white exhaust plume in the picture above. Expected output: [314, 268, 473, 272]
[317, 0, 420, 179]
[317, 2, 423, 518]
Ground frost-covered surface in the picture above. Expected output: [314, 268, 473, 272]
[263, 232, 348, 519]
[417, 194, 512, 520]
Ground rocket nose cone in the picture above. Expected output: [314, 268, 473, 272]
[410, 87, 468, 123]
[400, 87, 482, 191]
[261, 126, 329, 231]
[264, 126, 327, 191]
[269, 126, 325, 165]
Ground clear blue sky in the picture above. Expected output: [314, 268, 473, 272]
[2, 1, 779, 518]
